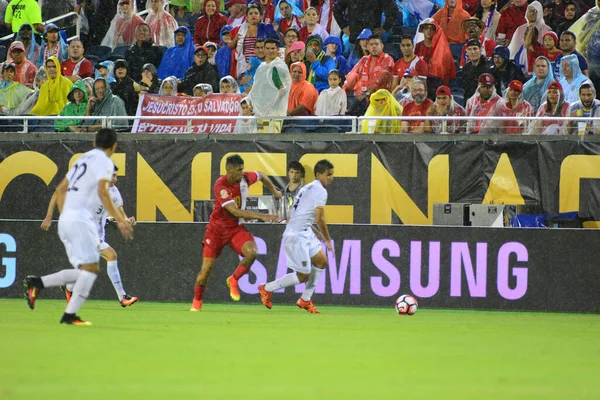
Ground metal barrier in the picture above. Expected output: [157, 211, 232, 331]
[0, 12, 81, 43]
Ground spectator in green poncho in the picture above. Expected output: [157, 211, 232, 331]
[55, 79, 89, 132]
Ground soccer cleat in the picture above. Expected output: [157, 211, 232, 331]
[24, 276, 43, 310]
[258, 284, 272, 309]
[190, 299, 202, 311]
[226, 276, 241, 301]
[60, 286, 72, 303]
[60, 313, 92, 326]
[120, 294, 139, 308]
[296, 298, 320, 314]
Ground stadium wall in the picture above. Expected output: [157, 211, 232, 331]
[2, 137, 600, 224]
[1, 221, 600, 312]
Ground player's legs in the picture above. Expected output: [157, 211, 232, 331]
[297, 249, 328, 314]
[191, 257, 217, 310]
[100, 245, 138, 307]
[60, 262, 99, 325]
[227, 229, 258, 301]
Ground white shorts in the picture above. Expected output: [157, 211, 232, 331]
[58, 212, 101, 268]
[283, 230, 322, 274]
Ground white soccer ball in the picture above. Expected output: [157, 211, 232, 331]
[395, 294, 418, 316]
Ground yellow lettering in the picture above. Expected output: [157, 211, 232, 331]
[220, 152, 287, 195]
[0, 151, 58, 200]
[370, 154, 449, 225]
[137, 153, 192, 222]
[299, 154, 358, 224]
[482, 153, 524, 205]
[560, 155, 600, 212]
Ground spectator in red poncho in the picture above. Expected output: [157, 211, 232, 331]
[496, 0, 527, 45]
[401, 79, 435, 133]
[287, 62, 319, 115]
[433, 0, 472, 44]
[259, 0, 276, 24]
[194, 0, 228, 45]
[482, 79, 534, 134]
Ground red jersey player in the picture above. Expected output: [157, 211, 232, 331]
[191, 154, 282, 311]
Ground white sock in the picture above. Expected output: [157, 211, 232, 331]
[107, 260, 126, 300]
[41, 269, 80, 288]
[65, 270, 97, 315]
[301, 267, 325, 301]
[66, 283, 74, 292]
[265, 272, 300, 292]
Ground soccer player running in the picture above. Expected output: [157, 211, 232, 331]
[40, 165, 138, 307]
[191, 154, 282, 311]
[24, 128, 133, 326]
[258, 159, 334, 313]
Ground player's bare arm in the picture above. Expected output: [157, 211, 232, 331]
[119, 205, 136, 226]
[315, 206, 332, 251]
[257, 171, 282, 200]
[41, 177, 69, 230]
[98, 179, 133, 239]
[223, 202, 280, 222]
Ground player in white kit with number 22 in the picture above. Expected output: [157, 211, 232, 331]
[259, 159, 334, 313]
[24, 129, 133, 326]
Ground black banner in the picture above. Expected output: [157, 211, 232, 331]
[2, 139, 600, 224]
[1, 221, 600, 312]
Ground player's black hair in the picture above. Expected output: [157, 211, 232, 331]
[561, 30, 576, 41]
[368, 34, 383, 43]
[95, 128, 117, 149]
[328, 69, 342, 79]
[226, 154, 245, 167]
[288, 161, 305, 178]
[400, 35, 414, 44]
[264, 38, 280, 47]
[255, 38, 266, 45]
[579, 82, 594, 93]
[246, 2, 262, 14]
[314, 159, 334, 176]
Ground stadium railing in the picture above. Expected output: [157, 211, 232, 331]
[0, 12, 81, 43]
[1, 115, 599, 136]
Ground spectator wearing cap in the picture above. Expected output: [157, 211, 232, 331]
[285, 41, 306, 68]
[333, 0, 398, 44]
[111, 59, 139, 116]
[135, 63, 161, 93]
[7, 41, 38, 89]
[126, 23, 164, 82]
[215, 25, 234, 78]
[39, 24, 69, 69]
[433, 0, 471, 44]
[566, 81, 600, 135]
[393, 68, 418, 106]
[61, 39, 94, 83]
[462, 39, 492, 100]
[145, 0, 179, 47]
[30, 56, 74, 116]
[95, 60, 116, 84]
[460, 17, 497, 67]
[55, 79, 89, 132]
[169, 0, 198, 35]
[158, 26, 196, 80]
[490, 45, 526, 95]
[401, 79, 434, 133]
[194, 0, 228, 45]
[425, 85, 467, 134]
[415, 19, 456, 97]
[496, 0, 527, 45]
[522, 56, 555, 111]
[181, 46, 220, 95]
[524, 31, 561, 64]
[533, 80, 569, 134]
[343, 34, 394, 116]
[102, 0, 145, 49]
[466, 73, 501, 133]
[298, 7, 329, 43]
[229, 2, 279, 79]
[4, 0, 43, 33]
[483, 79, 534, 134]
[306, 34, 336, 93]
[346, 29, 371, 72]
[392, 35, 428, 92]
[228, 0, 248, 28]
[15, 24, 42, 68]
[204, 41, 218, 64]
[474, 0, 501, 40]
[555, 1, 579, 37]
[0, 62, 32, 115]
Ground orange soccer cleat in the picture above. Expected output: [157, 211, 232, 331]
[120, 294, 139, 308]
[226, 276, 241, 301]
[60, 286, 72, 303]
[258, 284, 272, 309]
[190, 299, 202, 311]
[296, 298, 320, 314]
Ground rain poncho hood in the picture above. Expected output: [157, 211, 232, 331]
[55, 79, 89, 132]
[432, 0, 472, 44]
[234, 97, 258, 133]
[362, 89, 404, 134]
[15, 23, 42, 67]
[219, 75, 240, 93]
[159, 76, 179, 95]
[247, 56, 291, 117]
[414, 18, 456, 83]
[29, 56, 73, 116]
[145, 0, 179, 47]
[522, 56, 555, 111]
[84, 77, 128, 128]
[157, 26, 195, 79]
[509, 1, 551, 59]
[558, 53, 590, 103]
[95, 60, 116, 84]
[274, 0, 304, 23]
[101, 0, 144, 48]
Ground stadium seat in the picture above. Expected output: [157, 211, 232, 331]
[86, 45, 112, 61]
[157, 45, 168, 56]
[86, 55, 100, 69]
[383, 42, 401, 61]
[449, 43, 463, 64]
[109, 45, 130, 60]
[0, 45, 6, 62]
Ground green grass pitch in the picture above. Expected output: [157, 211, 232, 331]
[1, 299, 600, 399]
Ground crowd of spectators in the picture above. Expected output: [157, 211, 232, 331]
[1, 0, 600, 134]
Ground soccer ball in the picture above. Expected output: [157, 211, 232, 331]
[395, 294, 418, 315]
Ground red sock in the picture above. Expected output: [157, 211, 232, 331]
[194, 284, 205, 301]
[232, 265, 250, 280]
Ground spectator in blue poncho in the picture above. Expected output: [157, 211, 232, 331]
[323, 36, 348, 77]
[95, 61, 116, 85]
[215, 25, 233, 78]
[158, 26, 195, 80]
[347, 29, 371, 71]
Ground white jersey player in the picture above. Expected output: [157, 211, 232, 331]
[259, 159, 334, 313]
[25, 129, 133, 326]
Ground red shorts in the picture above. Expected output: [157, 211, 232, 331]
[202, 224, 254, 259]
